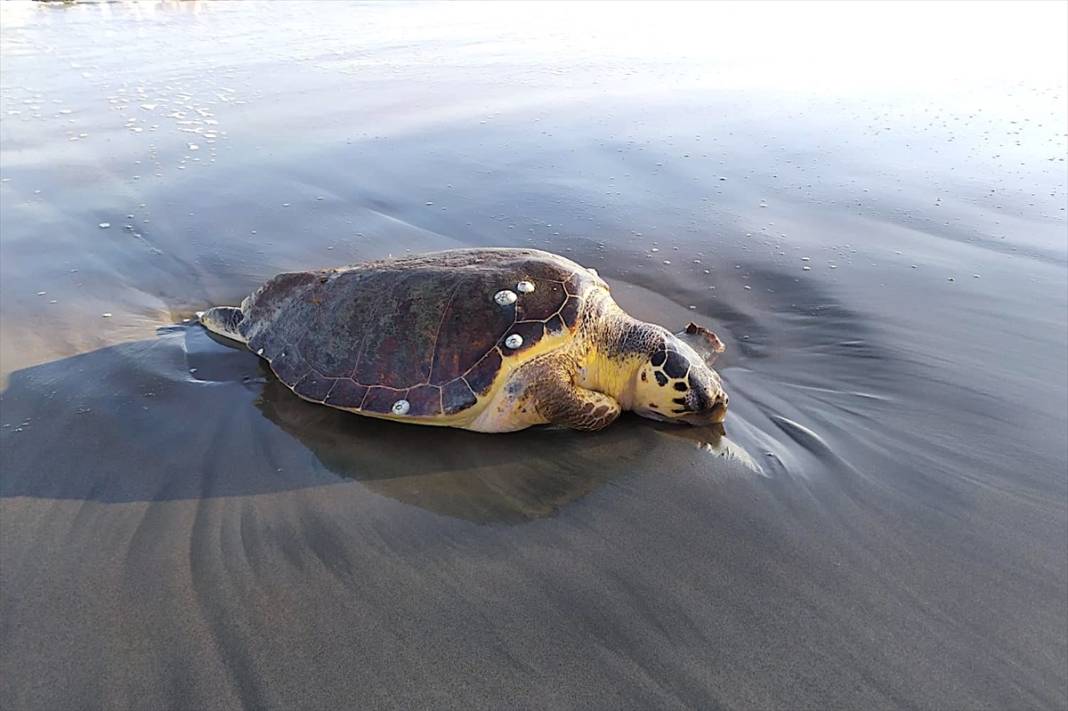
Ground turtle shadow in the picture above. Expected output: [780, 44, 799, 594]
[0, 324, 748, 522]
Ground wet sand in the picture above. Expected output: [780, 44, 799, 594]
[2, 2, 1067, 710]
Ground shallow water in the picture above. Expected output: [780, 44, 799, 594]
[2, 2, 1067, 709]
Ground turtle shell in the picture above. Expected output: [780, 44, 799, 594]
[237, 248, 605, 419]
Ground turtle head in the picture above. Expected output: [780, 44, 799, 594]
[631, 324, 728, 426]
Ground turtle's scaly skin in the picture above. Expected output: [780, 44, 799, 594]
[234, 249, 601, 423]
[200, 247, 730, 432]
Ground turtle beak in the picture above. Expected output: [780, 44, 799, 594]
[709, 384, 729, 423]
[681, 389, 728, 425]
[708, 397, 728, 423]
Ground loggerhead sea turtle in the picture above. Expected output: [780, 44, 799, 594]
[199, 248, 728, 432]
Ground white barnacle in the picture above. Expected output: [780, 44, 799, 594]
[256, 348, 264, 355]
[391, 399, 411, 415]
[494, 289, 518, 306]
[516, 280, 535, 293]
[587, 267, 599, 276]
[504, 333, 523, 349]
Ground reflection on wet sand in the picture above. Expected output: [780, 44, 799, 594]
[652, 422, 763, 474]
[258, 371, 643, 524]
[260, 375, 762, 523]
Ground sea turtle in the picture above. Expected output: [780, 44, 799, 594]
[199, 248, 728, 432]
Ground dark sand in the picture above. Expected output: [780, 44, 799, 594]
[2, 3, 1066, 710]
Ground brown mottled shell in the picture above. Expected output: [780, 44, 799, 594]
[237, 248, 603, 418]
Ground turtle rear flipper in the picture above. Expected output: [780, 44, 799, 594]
[198, 306, 246, 343]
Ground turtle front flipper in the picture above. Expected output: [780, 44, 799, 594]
[540, 385, 621, 431]
[527, 359, 621, 432]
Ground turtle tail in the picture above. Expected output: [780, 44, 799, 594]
[197, 306, 246, 343]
